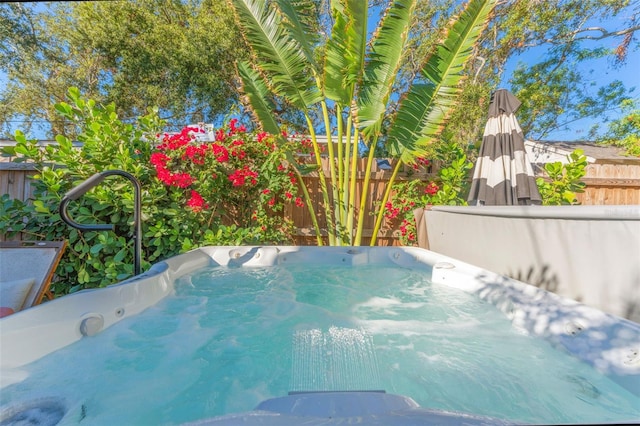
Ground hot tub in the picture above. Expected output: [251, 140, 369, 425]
[1, 246, 639, 425]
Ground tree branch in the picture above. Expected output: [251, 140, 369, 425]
[519, 24, 640, 48]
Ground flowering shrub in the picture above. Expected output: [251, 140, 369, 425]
[150, 120, 304, 244]
[0, 88, 314, 295]
[384, 144, 472, 246]
[383, 178, 442, 244]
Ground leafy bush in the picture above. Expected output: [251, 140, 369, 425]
[0, 88, 300, 295]
[535, 149, 587, 205]
[148, 119, 302, 248]
[597, 100, 640, 157]
[385, 143, 472, 245]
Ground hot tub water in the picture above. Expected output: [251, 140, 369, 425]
[1, 263, 639, 425]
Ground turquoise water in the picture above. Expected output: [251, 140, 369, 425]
[2, 264, 639, 425]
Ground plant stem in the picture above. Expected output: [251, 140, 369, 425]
[344, 114, 356, 245]
[370, 158, 402, 246]
[305, 114, 335, 245]
[354, 137, 377, 245]
[291, 164, 323, 245]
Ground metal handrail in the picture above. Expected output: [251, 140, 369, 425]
[59, 170, 142, 276]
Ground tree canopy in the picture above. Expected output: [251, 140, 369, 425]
[0, 0, 247, 138]
[0, 0, 638, 143]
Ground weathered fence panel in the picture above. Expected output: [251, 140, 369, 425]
[0, 163, 37, 205]
[575, 163, 640, 205]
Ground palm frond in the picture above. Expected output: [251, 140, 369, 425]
[230, 0, 321, 109]
[324, 0, 368, 104]
[237, 61, 281, 135]
[324, 12, 351, 104]
[276, 0, 320, 70]
[357, 0, 416, 142]
[387, 0, 495, 163]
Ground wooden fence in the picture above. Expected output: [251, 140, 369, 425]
[575, 163, 640, 205]
[3, 158, 639, 244]
[0, 162, 34, 209]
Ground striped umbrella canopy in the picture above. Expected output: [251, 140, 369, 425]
[468, 89, 542, 205]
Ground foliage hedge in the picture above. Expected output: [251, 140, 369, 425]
[0, 88, 298, 295]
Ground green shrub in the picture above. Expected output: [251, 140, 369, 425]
[0, 88, 299, 295]
[535, 149, 587, 205]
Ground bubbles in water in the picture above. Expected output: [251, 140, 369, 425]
[3, 264, 640, 425]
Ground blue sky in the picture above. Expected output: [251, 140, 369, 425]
[501, 37, 639, 141]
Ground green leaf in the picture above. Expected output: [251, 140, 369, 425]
[387, 0, 496, 163]
[114, 248, 127, 262]
[1, 146, 16, 156]
[230, 0, 322, 109]
[357, 0, 415, 141]
[324, 0, 368, 104]
[276, 0, 320, 68]
[237, 62, 281, 135]
[32, 200, 49, 214]
[54, 102, 73, 117]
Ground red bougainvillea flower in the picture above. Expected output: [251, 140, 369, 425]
[412, 157, 431, 171]
[171, 172, 195, 188]
[399, 219, 410, 236]
[184, 144, 208, 165]
[232, 149, 247, 160]
[257, 132, 268, 143]
[229, 118, 238, 133]
[424, 182, 439, 196]
[229, 170, 245, 187]
[149, 122, 305, 243]
[229, 166, 258, 187]
[150, 152, 171, 168]
[384, 201, 401, 220]
[417, 157, 430, 167]
[158, 127, 199, 151]
[211, 144, 229, 163]
[228, 118, 247, 134]
[156, 168, 173, 185]
[186, 190, 208, 212]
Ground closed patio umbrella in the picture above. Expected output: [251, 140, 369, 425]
[468, 89, 542, 205]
